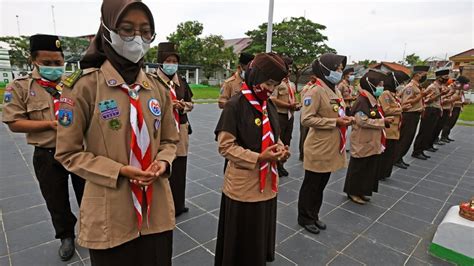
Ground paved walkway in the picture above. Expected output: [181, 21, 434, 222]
[1, 104, 473, 266]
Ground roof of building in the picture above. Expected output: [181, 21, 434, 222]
[370, 61, 411, 75]
[449, 48, 474, 60]
[223, 38, 252, 54]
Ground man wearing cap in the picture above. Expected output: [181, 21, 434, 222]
[218, 53, 254, 109]
[394, 65, 429, 167]
[412, 68, 450, 160]
[2, 34, 84, 261]
[441, 76, 470, 142]
[270, 56, 300, 177]
[433, 79, 457, 145]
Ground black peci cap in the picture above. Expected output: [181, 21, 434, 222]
[435, 68, 450, 77]
[413, 65, 430, 73]
[29, 34, 63, 53]
[239, 53, 254, 65]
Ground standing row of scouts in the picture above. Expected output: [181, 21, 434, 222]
[2, 0, 471, 265]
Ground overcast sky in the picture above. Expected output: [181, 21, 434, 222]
[0, 0, 472, 62]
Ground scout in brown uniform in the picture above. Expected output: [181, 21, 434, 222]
[2, 34, 84, 261]
[377, 70, 410, 179]
[337, 67, 356, 111]
[218, 53, 254, 109]
[441, 76, 470, 141]
[270, 56, 300, 177]
[214, 53, 289, 266]
[154, 42, 194, 217]
[298, 53, 353, 234]
[54, 1, 179, 265]
[393, 66, 430, 168]
[298, 75, 318, 161]
[412, 69, 450, 159]
[344, 70, 393, 204]
[433, 80, 456, 145]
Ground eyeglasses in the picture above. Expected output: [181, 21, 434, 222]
[115, 26, 155, 44]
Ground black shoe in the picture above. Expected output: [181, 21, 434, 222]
[394, 161, 408, 169]
[59, 238, 75, 261]
[360, 195, 371, 202]
[301, 223, 320, 234]
[421, 152, 431, 159]
[447, 137, 455, 142]
[278, 167, 289, 177]
[175, 207, 189, 217]
[401, 159, 410, 167]
[434, 140, 445, 145]
[440, 138, 450, 143]
[412, 153, 427, 160]
[426, 147, 437, 152]
[314, 220, 326, 230]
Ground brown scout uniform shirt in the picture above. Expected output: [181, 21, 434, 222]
[350, 89, 386, 158]
[301, 80, 347, 173]
[425, 81, 443, 110]
[2, 69, 58, 148]
[156, 68, 193, 157]
[218, 71, 243, 109]
[453, 89, 465, 108]
[54, 60, 179, 249]
[441, 84, 455, 111]
[337, 80, 353, 102]
[270, 79, 296, 115]
[400, 80, 423, 113]
[378, 90, 402, 140]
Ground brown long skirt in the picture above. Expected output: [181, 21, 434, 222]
[214, 194, 277, 266]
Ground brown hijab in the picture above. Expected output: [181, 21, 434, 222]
[311, 53, 347, 89]
[80, 0, 155, 84]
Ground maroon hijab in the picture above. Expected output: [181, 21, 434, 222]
[80, 0, 155, 84]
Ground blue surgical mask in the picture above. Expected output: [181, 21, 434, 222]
[375, 86, 384, 97]
[162, 63, 178, 76]
[348, 75, 355, 83]
[38, 65, 64, 81]
[320, 62, 342, 84]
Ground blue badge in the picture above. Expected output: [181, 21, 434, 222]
[304, 97, 312, 106]
[58, 109, 73, 127]
[98, 99, 120, 120]
[108, 79, 117, 86]
[3, 92, 12, 103]
[148, 98, 161, 116]
[406, 88, 412, 95]
[30, 90, 36, 96]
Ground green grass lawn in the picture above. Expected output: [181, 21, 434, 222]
[459, 104, 474, 122]
[0, 85, 5, 100]
[190, 84, 220, 100]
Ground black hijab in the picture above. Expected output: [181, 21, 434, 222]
[360, 69, 388, 97]
[384, 70, 410, 92]
[311, 53, 347, 89]
[80, 0, 155, 84]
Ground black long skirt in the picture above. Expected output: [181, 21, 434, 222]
[169, 156, 187, 216]
[214, 194, 277, 266]
[377, 139, 397, 179]
[344, 155, 379, 196]
[89, 231, 173, 266]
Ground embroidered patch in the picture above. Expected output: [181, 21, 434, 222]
[30, 90, 36, 96]
[5, 86, 13, 92]
[154, 119, 161, 130]
[3, 92, 12, 103]
[58, 109, 73, 127]
[148, 98, 161, 116]
[62, 69, 83, 88]
[59, 97, 74, 106]
[304, 97, 312, 106]
[384, 96, 392, 104]
[329, 99, 338, 104]
[109, 118, 122, 130]
[405, 88, 412, 95]
[98, 99, 120, 120]
[107, 79, 117, 86]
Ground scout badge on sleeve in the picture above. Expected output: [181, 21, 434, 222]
[148, 98, 161, 116]
[304, 96, 311, 106]
[58, 109, 73, 127]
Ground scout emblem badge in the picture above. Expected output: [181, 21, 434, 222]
[58, 109, 73, 127]
[98, 99, 121, 120]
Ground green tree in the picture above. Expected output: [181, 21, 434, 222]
[167, 21, 204, 65]
[405, 53, 426, 66]
[200, 35, 236, 79]
[60, 37, 90, 62]
[144, 45, 158, 63]
[0, 36, 31, 69]
[357, 59, 377, 68]
[245, 17, 336, 87]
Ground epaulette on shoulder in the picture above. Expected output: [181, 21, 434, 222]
[14, 73, 31, 81]
[146, 72, 158, 79]
[61, 68, 98, 89]
[224, 75, 236, 83]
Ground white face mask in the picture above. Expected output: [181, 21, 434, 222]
[102, 22, 150, 63]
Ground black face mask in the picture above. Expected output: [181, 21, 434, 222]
[419, 75, 427, 83]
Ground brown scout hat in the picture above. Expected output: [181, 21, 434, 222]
[157, 42, 180, 64]
[245, 53, 288, 87]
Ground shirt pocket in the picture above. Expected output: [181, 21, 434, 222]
[26, 101, 50, 121]
[80, 196, 108, 242]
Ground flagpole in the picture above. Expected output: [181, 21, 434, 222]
[265, 0, 274, 52]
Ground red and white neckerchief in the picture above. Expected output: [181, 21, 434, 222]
[168, 81, 180, 132]
[377, 105, 386, 153]
[121, 84, 153, 229]
[360, 91, 386, 153]
[284, 78, 295, 119]
[36, 79, 60, 119]
[336, 98, 347, 153]
[241, 83, 278, 193]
